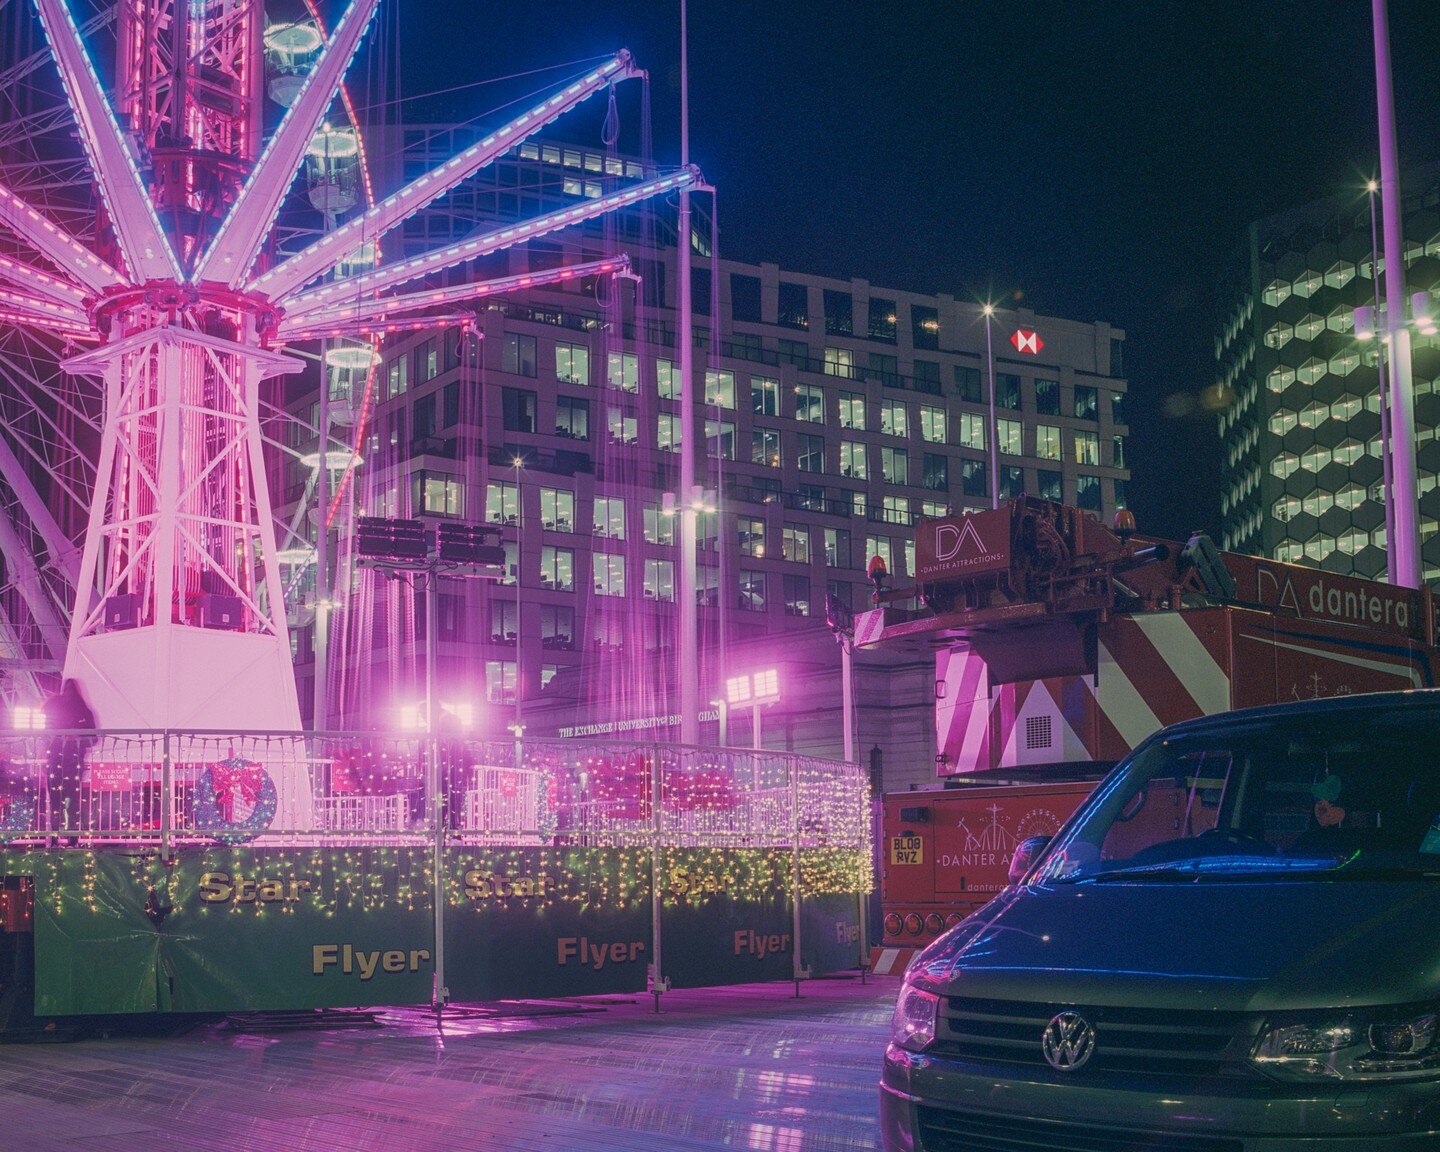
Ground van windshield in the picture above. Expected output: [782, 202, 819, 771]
[1037, 700, 1440, 885]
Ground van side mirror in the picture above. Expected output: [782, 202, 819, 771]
[1008, 836, 1051, 884]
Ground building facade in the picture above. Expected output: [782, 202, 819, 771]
[281, 140, 1130, 782]
[1217, 167, 1440, 583]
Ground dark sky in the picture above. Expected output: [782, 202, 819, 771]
[388, 0, 1440, 541]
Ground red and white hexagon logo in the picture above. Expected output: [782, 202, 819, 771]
[1011, 329, 1043, 354]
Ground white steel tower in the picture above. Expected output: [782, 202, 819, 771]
[1, 0, 695, 731]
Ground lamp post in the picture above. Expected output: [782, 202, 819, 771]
[1366, 179, 1397, 583]
[1370, 0, 1423, 588]
[726, 669, 779, 750]
[676, 0, 700, 744]
[512, 455, 524, 762]
[355, 516, 503, 1013]
[982, 303, 1000, 510]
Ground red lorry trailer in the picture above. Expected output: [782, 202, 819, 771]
[865, 497, 1439, 972]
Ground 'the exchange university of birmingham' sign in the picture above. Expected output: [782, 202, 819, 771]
[916, 509, 1012, 582]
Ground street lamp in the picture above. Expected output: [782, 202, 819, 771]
[1369, 0, 1423, 588]
[512, 454, 525, 760]
[726, 668, 780, 750]
[355, 514, 502, 1011]
[982, 302, 1000, 510]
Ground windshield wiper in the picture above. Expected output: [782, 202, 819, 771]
[1078, 857, 1340, 883]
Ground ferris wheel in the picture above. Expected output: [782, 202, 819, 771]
[0, 0, 698, 728]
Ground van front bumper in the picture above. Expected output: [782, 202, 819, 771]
[881, 1043, 1440, 1151]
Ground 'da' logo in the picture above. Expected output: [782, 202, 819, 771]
[1011, 328, 1043, 355]
[934, 519, 990, 563]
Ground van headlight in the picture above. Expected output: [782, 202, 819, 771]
[1252, 1007, 1440, 1081]
[890, 981, 940, 1053]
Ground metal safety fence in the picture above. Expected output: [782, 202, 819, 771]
[0, 730, 872, 1009]
[0, 730, 869, 852]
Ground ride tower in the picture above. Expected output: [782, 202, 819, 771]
[1, 0, 694, 732]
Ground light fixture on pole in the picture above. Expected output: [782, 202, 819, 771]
[982, 302, 1000, 510]
[726, 668, 780, 750]
[355, 514, 503, 1011]
[1370, 0, 1423, 588]
[675, 0, 699, 748]
[512, 454, 525, 763]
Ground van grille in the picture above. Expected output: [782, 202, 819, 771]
[935, 996, 1259, 1079]
[916, 1106, 1245, 1152]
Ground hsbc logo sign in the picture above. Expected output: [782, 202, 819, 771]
[917, 511, 1011, 581]
[1011, 329, 1044, 355]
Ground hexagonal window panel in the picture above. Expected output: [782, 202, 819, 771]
[1335, 483, 1367, 510]
[1264, 323, 1294, 350]
[1273, 495, 1301, 522]
[1275, 542, 1304, 563]
[1302, 491, 1335, 517]
[1294, 314, 1325, 341]
[1268, 409, 1299, 436]
[1304, 536, 1335, 561]
[1300, 445, 1332, 472]
[1292, 271, 1324, 299]
[1324, 261, 1356, 290]
[1298, 400, 1329, 429]
[1263, 279, 1292, 307]
[1325, 306, 1355, 333]
[1296, 358, 1328, 386]
[1333, 439, 1365, 466]
[1272, 452, 1301, 479]
[1330, 394, 1363, 421]
[1329, 349, 1361, 377]
[1267, 365, 1297, 393]
[1336, 529, 1368, 554]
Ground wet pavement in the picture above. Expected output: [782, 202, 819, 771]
[0, 977, 897, 1151]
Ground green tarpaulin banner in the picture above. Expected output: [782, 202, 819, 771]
[442, 846, 652, 1001]
[659, 849, 795, 987]
[17, 844, 867, 1016]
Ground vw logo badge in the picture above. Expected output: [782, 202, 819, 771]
[1041, 1011, 1096, 1072]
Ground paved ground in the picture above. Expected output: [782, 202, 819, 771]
[0, 977, 898, 1152]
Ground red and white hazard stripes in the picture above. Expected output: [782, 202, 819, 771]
[1090, 612, 1231, 762]
[936, 647, 990, 772]
[869, 946, 918, 976]
[937, 610, 1235, 774]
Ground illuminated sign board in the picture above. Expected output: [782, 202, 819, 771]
[1011, 328, 1043, 355]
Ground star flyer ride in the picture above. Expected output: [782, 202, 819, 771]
[859, 496, 1439, 973]
[0, 0, 870, 1026]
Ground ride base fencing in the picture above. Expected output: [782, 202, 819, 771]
[0, 730, 872, 1007]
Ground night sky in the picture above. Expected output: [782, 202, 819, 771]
[386, 0, 1440, 542]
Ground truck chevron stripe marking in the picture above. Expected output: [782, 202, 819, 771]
[1106, 615, 1211, 729]
[1132, 614, 1231, 715]
[1095, 640, 1163, 749]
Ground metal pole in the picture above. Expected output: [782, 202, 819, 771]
[676, 0, 700, 743]
[313, 358, 330, 730]
[752, 701, 762, 750]
[840, 634, 856, 764]
[650, 741, 665, 1012]
[716, 699, 728, 746]
[426, 567, 447, 1011]
[790, 752, 803, 997]
[1368, 181, 1397, 584]
[514, 458, 523, 759]
[1372, 0, 1422, 588]
[984, 306, 999, 509]
[160, 729, 172, 859]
